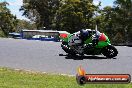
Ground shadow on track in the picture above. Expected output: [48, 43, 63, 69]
[59, 54, 116, 60]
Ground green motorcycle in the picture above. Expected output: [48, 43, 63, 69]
[60, 29, 118, 58]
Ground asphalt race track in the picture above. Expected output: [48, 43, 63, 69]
[0, 38, 132, 76]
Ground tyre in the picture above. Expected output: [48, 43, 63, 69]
[102, 45, 118, 58]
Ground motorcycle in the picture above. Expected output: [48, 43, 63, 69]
[60, 29, 118, 58]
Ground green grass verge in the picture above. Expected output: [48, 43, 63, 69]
[0, 67, 132, 88]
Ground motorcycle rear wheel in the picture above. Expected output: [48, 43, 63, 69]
[61, 42, 76, 55]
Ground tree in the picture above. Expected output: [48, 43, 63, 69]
[20, 0, 97, 33]
[20, 0, 60, 30]
[16, 19, 37, 32]
[95, 0, 132, 43]
[96, 6, 117, 38]
[0, 2, 18, 36]
[56, 0, 96, 33]
[113, 0, 132, 42]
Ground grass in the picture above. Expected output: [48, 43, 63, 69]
[0, 67, 132, 88]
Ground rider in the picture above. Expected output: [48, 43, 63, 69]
[79, 29, 90, 45]
[80, 29, 99, 46]
[68, 29, 98, 54]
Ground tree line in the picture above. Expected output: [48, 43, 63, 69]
[0, 2, 17, 37]
[0, 0, 132, 44]
[20, 0, 132, 43]
[0, 2, 36, 37]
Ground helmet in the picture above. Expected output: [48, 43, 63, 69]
[80, 29, 89, 40]
[80, 29, 89, 37]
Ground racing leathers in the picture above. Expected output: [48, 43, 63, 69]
[68, 29, 98, 54]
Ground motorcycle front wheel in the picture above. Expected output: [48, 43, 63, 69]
[102, 45, 118, 58]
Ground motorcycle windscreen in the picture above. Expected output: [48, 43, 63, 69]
[98, 33, 107, 41]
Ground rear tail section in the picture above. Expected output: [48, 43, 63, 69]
[60, 33, 71, 42]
